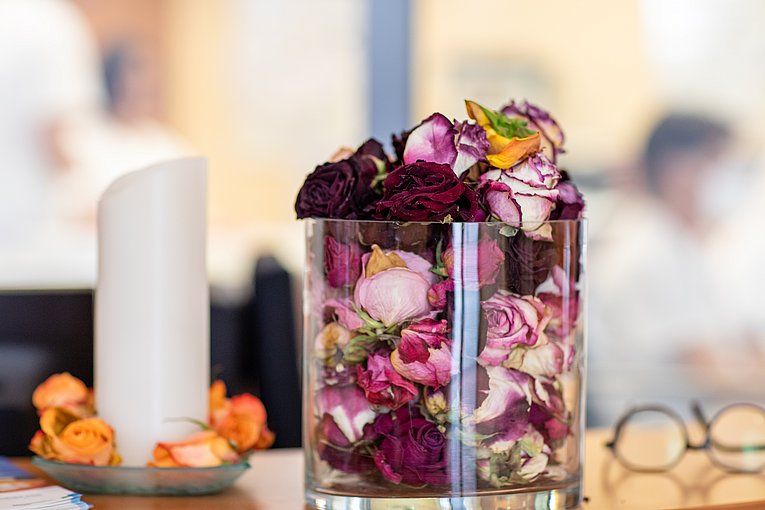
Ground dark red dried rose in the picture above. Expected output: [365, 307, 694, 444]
[372, 407, 450, 486]
[317, 414, 377, 475]
[504, 231, 557, 295]
[323, 236, 362, 288]
[356, 138, 392, 174]
[391, 129, 411, 167]
[376, 162, 479, 221]
[295, 139, 386, 219]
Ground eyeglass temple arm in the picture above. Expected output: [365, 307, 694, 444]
[691, 401, 710, 430]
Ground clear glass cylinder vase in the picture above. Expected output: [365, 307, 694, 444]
[303, 219, 586, 510]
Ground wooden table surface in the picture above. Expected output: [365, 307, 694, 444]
[15, 429, 765, 510]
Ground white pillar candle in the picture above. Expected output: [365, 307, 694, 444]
[95, 158, 209, 466]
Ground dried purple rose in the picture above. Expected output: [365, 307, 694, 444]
[501, 100, 565, 162]
[549, 177, 585, 221]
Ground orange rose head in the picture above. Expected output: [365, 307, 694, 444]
[149, 430, 239, 468]
[209, 381, 275, 453]
[30, 407, 121, 466]
[32, 372, 94, 416]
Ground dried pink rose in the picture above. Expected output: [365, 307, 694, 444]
[316, 384, 376, 445]
[324, 236, 362, 288]
[403, 113, 458, 167]
[442, 238, 505, 287]
[530, 379, 569, 446]
[354, 249, 434, 327]
[480, 154, 561, 237]
[454, 120, 491, 174]
[402, 114, 489, 175]
[466, 366, 532, 428]
[390, 319, 452, 388]
[503, 342, 565, 378]
[478, 291, 551, 367]
[427, 279, 454, 310]
[356, 349, 417, 409]
[477, 424, 551, 484]
[538, 265, 580, 340]
[316, 384, 378, 475]
[324, 298, 365, 331]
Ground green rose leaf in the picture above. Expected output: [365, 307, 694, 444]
[479, 105, 536, 139]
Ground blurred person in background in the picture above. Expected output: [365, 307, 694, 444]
[0, 0, 100, 245]
[587, 113, 763, 425]
[58, 41, 193, 228]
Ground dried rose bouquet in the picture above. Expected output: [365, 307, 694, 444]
[297, 99, 585, 500]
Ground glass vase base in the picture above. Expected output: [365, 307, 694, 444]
[306, 484, 581, 510]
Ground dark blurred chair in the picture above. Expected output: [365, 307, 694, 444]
[242, 256, 301, 448]
[0, 290, 93, 456]
[0, 256, 302, 455]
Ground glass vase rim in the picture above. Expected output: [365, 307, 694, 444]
[302, 217, 587, 226]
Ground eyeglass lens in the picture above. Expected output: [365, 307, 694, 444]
[709, 404, 765, 472]
[615, 409, 686, 471]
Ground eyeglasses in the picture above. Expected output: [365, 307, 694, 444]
[605, 402, 765, 473]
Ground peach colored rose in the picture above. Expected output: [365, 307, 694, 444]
[29, 407, 121, 466]
[32, 373, 93, 416]
[209, 380, 275, 453]
[149, 431, 239, 467]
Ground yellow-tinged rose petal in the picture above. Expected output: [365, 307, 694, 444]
[365, 245, 406, 277]
[465, 100, 491, 127]
[39, 407, 80, 437]
[315, 322, 352, 352]
[486, 132, 542, 169]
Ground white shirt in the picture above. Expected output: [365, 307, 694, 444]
[588, 195, 738, 423]
[0, 0, 100, 243]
